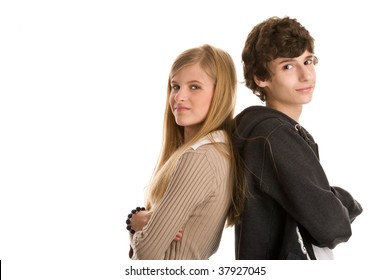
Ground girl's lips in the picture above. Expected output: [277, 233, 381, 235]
[175, 106, 190, 112]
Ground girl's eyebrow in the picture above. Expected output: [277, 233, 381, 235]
[171, 79, 204, 85]
[187, 80, 203, 85]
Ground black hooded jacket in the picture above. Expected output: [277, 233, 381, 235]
[233, 106, 362, 260]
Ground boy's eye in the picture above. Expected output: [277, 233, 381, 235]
[283, 64, 293, 70]
[313, 56, 318, 65]
[305, 56, 318, 65]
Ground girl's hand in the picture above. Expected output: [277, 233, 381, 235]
[131, 210, 152, 231]
[130, 211, 183, 241]
[174, 229, 184, 241]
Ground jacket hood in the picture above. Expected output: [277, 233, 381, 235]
[233, 105, 298, 150]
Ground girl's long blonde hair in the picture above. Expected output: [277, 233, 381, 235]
[145, 44, 245, 226]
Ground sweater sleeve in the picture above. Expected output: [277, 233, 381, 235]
[130, 149, 216, 259]
[263, 124, 362, 249]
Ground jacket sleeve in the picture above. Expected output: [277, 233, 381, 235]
[331, 186, 362, 222]
[130, 150, 215, 259]
[263, 123, 362, 249]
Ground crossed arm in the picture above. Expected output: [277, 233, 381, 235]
[130, 210, 183, 241]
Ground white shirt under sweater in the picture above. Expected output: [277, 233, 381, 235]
[130, 131, 231, 260]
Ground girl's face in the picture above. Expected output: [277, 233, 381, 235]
[170, 63, 214, 141]
[258, 50, 317, 115]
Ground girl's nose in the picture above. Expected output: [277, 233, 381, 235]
[175, 89, 188, 102]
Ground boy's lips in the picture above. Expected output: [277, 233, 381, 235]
[296, 86, 314, 93]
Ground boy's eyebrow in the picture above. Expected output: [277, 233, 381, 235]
[277, 58, 295, 64]
[304, 54, 316, 60]
[277, 54, 316, 64]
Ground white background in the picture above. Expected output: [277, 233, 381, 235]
[1, 0, 389, 279]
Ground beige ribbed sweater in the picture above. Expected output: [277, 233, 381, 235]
[130, 132, 231, 260]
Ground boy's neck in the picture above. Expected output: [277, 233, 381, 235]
[266, 102, 302, 123]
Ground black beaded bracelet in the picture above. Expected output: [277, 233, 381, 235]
[126, 206, 146, 234]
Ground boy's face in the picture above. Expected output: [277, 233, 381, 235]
[259, 50, 316, 108]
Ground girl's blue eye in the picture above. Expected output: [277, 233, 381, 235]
[191, 85, 200, 90]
